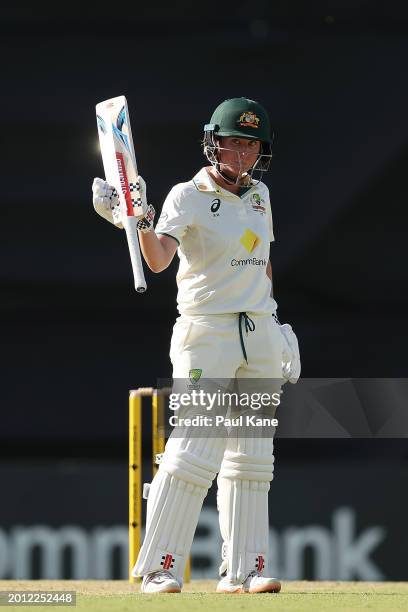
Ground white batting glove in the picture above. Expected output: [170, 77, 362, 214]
[92, 177, 123, 229]
[92, 176, 155, 233]
[134, 176, 156, 233]
[280, 324, 301, 384]
[277, 320, 301, 384]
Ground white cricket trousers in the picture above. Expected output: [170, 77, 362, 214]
[133, 312, 282, 582]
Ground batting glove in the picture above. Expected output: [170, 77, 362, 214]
[273, 314, 301, 384]
[92, 177, 123, 228]
[92, 175, 155, 233]
[279, 323, 301, 384]
[134, 176, 156, 233]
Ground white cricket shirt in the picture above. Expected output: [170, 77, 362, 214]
[155, 167, 278, 316]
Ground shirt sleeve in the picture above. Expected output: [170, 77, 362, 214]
[155, 184, 194, 245]
[264, 187, 275, 243]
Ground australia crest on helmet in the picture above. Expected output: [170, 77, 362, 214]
[237, 111, 260, 129]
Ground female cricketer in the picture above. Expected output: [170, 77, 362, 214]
[92, 97, 300, 594]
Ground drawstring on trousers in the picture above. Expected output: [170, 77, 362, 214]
[238, 312, 255, 364]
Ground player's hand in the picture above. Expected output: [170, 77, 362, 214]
[134, 176, 156, 233]
[92, 175, 155, 232]
[92, 177, 123, 229]
[278, 322, 301, 384]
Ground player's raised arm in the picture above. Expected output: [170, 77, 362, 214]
[138, 232, 178, 273]
[130, 175, 179, 273]
[92, 175, 178, 273]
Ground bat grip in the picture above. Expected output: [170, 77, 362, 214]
[122, 216, 147, 292]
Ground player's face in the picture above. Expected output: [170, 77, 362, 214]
[217, 136, 261, 178]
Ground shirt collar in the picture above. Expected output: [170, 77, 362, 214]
[192, 167, 255, 197]
[193, 167, 221, 194]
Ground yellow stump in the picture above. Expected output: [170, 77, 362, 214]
[128, 389, 143, 583]
[152, 389, 165, 476]
[129, 387, 191, 583]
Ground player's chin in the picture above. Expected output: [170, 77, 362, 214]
[222, 164, 250, 178]
[235, 162, 254, 174]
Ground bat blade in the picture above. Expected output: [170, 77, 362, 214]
[96, 95, 147, 293]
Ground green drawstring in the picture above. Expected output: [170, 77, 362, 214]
[238, 312, 255, 363]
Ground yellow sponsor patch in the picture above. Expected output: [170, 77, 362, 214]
[240, 228, 260, 253]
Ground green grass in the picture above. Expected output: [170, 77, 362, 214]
[1, 580, 408, 611]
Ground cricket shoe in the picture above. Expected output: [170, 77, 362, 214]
[140, 570, 182, 593]
[216, 571, 281, 594]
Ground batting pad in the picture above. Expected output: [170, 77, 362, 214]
[217, 436, 274, 583]
[133, 434, 226, 582]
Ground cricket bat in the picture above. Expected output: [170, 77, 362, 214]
[96, 96, 147, 293]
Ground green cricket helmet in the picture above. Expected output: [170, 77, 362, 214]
[203, 97, 273, 182]
[205, 97, 273, 143]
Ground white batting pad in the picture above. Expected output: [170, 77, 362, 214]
[217, 436, 274, 582]
[133, 433, 226, 582]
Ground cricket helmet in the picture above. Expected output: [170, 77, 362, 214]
[203, 97, 273, 181]
[205, 97, 273, 143]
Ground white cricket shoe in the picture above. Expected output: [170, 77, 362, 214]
[216, 571, 281, 594]
[141, 570, 181, 594]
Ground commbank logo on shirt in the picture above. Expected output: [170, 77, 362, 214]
[231, 257, 267, 267]
[240, 228, 260, 253]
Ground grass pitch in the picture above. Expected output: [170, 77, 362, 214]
[0, 580, 407, 611]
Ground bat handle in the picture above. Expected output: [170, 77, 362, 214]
[122, 216, 147, 293]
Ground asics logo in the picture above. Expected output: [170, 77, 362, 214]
[211, 198, 221, 216]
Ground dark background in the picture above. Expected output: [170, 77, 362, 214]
[1, 0, 407, 450]
[0, 0, 407, 580]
